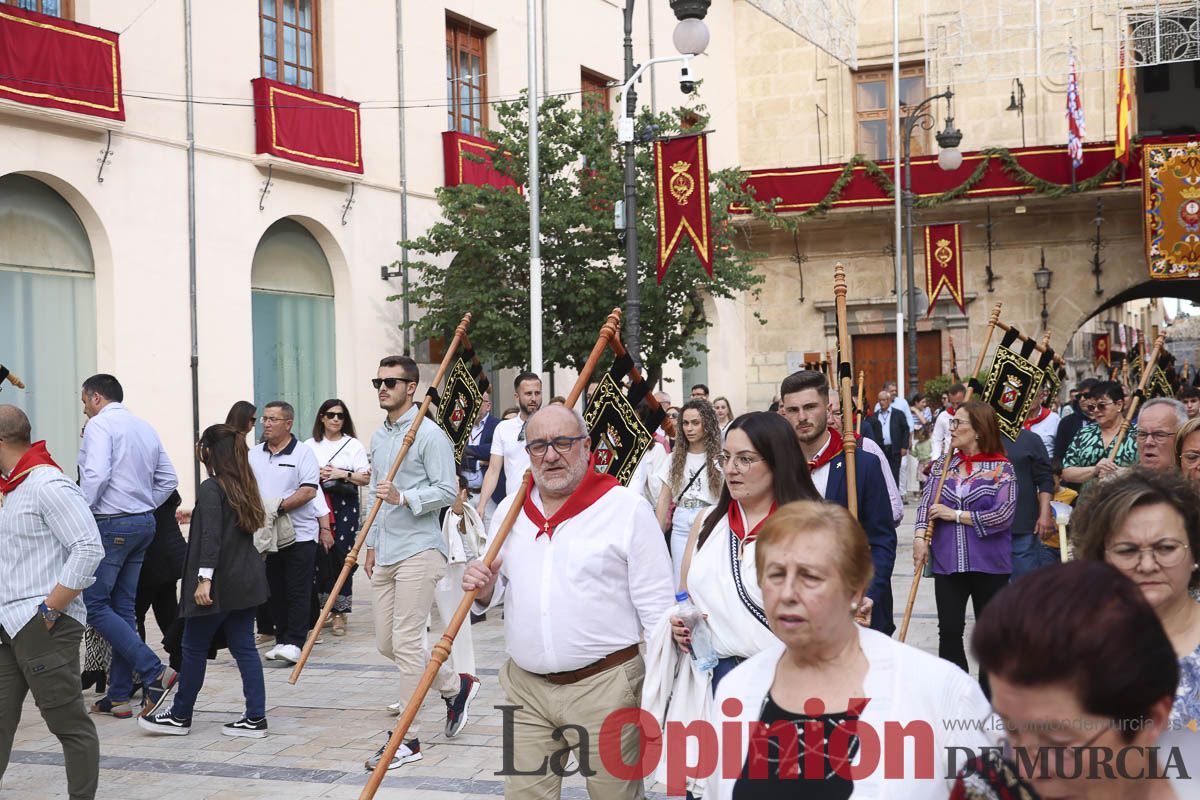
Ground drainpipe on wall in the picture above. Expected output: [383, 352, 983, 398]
[396, 0, 411, 355]
[184, 0, 201, 497]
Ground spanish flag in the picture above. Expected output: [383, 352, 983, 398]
[1115, 45, 1133, 166]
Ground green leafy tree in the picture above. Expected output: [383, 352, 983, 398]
[390, 93, 779, 385]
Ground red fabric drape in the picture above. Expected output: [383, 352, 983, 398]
[924, 223, 965, 315]
[252, 77, 362, 174]
[0, 5, 123, 120]
[441, 131, 520, 191]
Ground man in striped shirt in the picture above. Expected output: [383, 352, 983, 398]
[0, 405, 104, 799]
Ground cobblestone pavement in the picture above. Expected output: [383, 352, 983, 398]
[1, 501, 966, 799]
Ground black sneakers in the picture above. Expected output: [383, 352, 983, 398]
[222, 716, 269, 738]
[444, 673, 480, 739]
[137, 711, 190, 736]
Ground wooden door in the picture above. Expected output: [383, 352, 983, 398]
[852, 332, 942, 398]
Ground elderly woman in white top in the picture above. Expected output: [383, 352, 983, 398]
[705, 501, 992, 800]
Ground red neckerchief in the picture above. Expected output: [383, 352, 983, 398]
[958, 451, 1009, 476]
[524, 463, 621, 540]
[728, 500, 777, 544]
[808, 429, 842, 471]
[0, 441, 61, 495]
[1023, 407, 1051, 429]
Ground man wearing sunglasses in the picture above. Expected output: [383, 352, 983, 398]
[363, 356, 479, 772]
[462, 404, 674, 798]
[1053, 378, 1099, 477]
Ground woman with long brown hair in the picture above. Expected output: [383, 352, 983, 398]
[139, 424, 270, 738]
[654, 399, 723, 587]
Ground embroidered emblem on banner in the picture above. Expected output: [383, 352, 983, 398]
[583, 373, 653, 488]
[437, 359, 484, 462]
[981, 346, 1041, 442]
[1144, 140, 1200, 280]
[670, 161, 695, 205]
[924, 223, 966, 315]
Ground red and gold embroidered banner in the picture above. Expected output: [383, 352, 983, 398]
[0, 5, 123, 120]
[1093, 334, 1111, 368]
[441, 131, 520, 191]
[1143, 140, 1200, 280]
[924, 223, 965, 315]
[252, 78, 362, 174]
[654, 133, 713, 284]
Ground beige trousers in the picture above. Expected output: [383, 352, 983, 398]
[370, 548, 460, 735]
[500, 655, 647, 800]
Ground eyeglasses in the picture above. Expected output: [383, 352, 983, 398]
[1106, 539, 1190, 570]
[715, 453, 764, 472]
[372, 377, 415, 390]
[1182, 451, 1200, 467]
[525, 435, 587, 457]
[323, 411, 346, 420]
[948, 418, 968, 430]
[260, 416, 290, 424]
[1135, 430, 1174, 443]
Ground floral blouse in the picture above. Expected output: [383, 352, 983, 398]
[1062, 423, 1138, 497]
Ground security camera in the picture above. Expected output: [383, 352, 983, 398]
[680, 63, 696, 95]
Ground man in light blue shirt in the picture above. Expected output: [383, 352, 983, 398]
[77, 374, 179, 720]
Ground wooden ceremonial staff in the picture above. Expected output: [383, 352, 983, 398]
[0, 364, 24, 389]
[1106, 331, 1167, 461]
[609, 330, 677, 440]
[898, 302, 1002, 642]
[833, 263, 858, 518]
[359, 309, 622, 800]
[289, 313, 474, 685]
[856, 369, 865, 437]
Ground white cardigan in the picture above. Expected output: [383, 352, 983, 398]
[705, 627, 995, 800]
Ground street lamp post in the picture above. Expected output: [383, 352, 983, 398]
[901, 89, 962, 395]
[1034, 249, 1053, 331]
[620, 0, 710, 364]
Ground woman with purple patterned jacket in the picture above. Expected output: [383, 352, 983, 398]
[912, 400, 1017, 698]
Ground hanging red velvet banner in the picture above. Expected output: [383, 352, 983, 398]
[1093, 334, 1112, 368]
[441, 131, 520, 191]
[654, 133, 713, 284]
[924, 223, 965, 315]
[252, 77, 362, 174]
[0, 5, 123, 120]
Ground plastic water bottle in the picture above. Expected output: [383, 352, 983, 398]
[675, 591, 719, 672]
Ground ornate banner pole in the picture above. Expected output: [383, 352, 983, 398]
[856, 369, 866, 436]
[1107, 331, 1167, 461]
[898, 302, 1002, 642]
[0, 364, 24, 390]
[833, 263, 858, 518]
[358, 310, 623, 800]
[289, 314, 474, 684]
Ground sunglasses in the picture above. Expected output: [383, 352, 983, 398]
[372, 377, 415, 390]
[323, 411, 346, 420]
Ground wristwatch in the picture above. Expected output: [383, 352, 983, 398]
[955, 510, 964, 525]
[37, 601, 62, 623]
[196, 575, 211, 583]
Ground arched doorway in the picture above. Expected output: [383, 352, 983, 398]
[0, 173, 96, 474]
[251, 218, 335, 438]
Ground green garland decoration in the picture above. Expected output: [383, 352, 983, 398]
[762, 147, 1127, 226]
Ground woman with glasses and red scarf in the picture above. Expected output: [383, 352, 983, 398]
[305, 399, 370, 636]
[913, 400, 1016, 697]
[1062, 381, 1139, 500]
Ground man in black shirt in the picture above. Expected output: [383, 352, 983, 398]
[1005, 428, 1056, 580]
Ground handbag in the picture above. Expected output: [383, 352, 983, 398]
[320, 438, 358, 497]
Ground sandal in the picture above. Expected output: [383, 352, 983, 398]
[331, 614, 347, 636]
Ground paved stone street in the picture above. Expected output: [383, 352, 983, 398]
[2, 503, 963, 800]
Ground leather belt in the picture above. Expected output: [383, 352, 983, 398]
[678, 498, 709, 509]
[540, 644, 639, 686]
[93, 511, 150, 521]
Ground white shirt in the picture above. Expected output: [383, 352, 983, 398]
[304, 435, 370, 475]
[1024, 410, 1060, 460]
[877, 407, 895, 445]
[930, 408, 954, 461]
[490, 416, 531, 497]
[248, 436, 322, 542]
[477, 484, 675, 674]
[654, 450, 720, 506]
[810, 431, 903, 524]
[630, 441, 669, 506]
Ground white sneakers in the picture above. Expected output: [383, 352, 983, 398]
[265, 644, 302, 664]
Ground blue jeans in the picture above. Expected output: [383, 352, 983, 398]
[170, 608, 264, 720]
[1011, 532, 1061, 581]
[82, 514, 164, 703]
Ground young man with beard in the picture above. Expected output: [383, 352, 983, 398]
[477, 372, 543, 517]
[463, 405, 674, 799]
[779, 371, 898, 634]
[363, 356, 479, 771]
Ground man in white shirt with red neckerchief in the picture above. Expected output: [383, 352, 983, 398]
[476, 372, 543, 518]
[464, 405, 674, 800]
[1023, 383, 1060, 461]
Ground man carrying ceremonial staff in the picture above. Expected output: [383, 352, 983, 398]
[362, 355, 480, 772]
[463, 404, 675, 799]
[778, 371, 897, 634]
